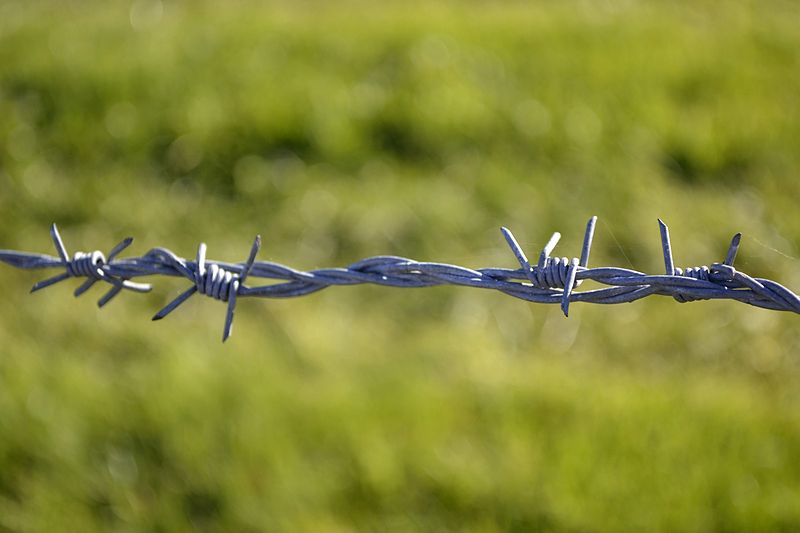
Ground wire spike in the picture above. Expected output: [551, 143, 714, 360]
[658, 219, 675, 276]
[152, 286, 197, 320]
[580, 216, 597, 268]
[120, 280, 152, 292]
[74, 278, 97, 297]
[724, 233, 742, 266]
[107, 237, 134, 261]
[239, 235, 261, 285]
[196, 243, 207, 292]
[538, 232, 561, 269]
[31, 272, 71, 293]
[98, 284, 124, 308]
[50, 223, 69, 264]
[223, 282, 238, 342]
[500, 227, 537, 286]
[561, 258, 579, 317]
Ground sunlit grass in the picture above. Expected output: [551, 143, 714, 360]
[0, 0, 799, 530]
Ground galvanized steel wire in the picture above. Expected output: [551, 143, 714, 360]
[1, 217, 798, 341]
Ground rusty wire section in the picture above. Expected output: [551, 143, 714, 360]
[1, 217, 798, 341]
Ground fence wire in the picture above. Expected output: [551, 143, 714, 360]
[1, 217, 798, 341]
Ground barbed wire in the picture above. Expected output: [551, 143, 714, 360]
[1, 217, 798, 341]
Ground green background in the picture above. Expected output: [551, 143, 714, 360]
[1, 1, 799, 531]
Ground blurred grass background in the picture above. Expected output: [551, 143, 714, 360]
[1, 0, 800, 531]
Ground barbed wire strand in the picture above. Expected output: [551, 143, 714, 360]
[1, 217, 798, 342]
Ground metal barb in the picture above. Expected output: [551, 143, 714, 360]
[30, 224, 151, 306]
[561, 258, 579, 317]
[500, 227, 537, 286]
[501, 220, 593, 318]
[580, 216, 597, 268]
[0, 218, 798, 343]
[151, 236, 262, 342]
[724, 233, 742, 266]
[50, 223, 69, 264]
[658, 219, 675, 276]
[538, 232, 561, 269]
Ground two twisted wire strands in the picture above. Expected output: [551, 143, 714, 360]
[1, 218, 798, 342]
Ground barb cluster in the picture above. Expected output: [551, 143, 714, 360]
[1, 218, 798, 341]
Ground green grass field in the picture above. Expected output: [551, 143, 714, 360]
[1, 1, 799, 531]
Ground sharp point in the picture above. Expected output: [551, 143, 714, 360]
[580, 217, 598, 267]
[658, 219, 671, 243]
[653, 218, 675, 275]
[246, 235, 262, 268]
[500, 227, 520, 251]
[724, 232, 743, 266]
[49, 223, 61, 245]
[222, 318, 234, 342]
[560, 276, 574, 316]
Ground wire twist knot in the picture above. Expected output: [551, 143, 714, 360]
[30, 224, 151, 306]
[675, 266, 710, 281]
[152, 236, 262, 342]
[530, 256, 580, 289]
[710, 263, 737, 281]
[67, 251, 106, 279]
[659, 221, 745, 304]
[196, 262, 238, 302]
[501, 216, 597, 317]
[672, 265, 712, 302]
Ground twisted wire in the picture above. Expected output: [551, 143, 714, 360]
[67, 251, 106, 278]
[528, 257, 574, 289]
[0, 217, 797, 342]
[198, 263, 237, 301]
[673, 265, 713, 302]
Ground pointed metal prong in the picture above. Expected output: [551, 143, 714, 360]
[98, 278, 151, 307]
[97, 284, 123, 308]
[222, 282, 238, 342]
[239, 235, 261, 285]
[50, 223, 69, 264]
[107, 237, 134, 261]
[579, 216, 597, 267]
[538, 232, 561, 268]
[724, 233, 742, 266]
[152, 286, 197, 320]
[120, 279, 152, 293]
[196, 243, 207, 291]
[74, 278, 97, 297]
[501, 227, 537, 286]
[31, 272, 71, 292]
[658, 219, 675, 276]
[561, 258, 579, 317]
